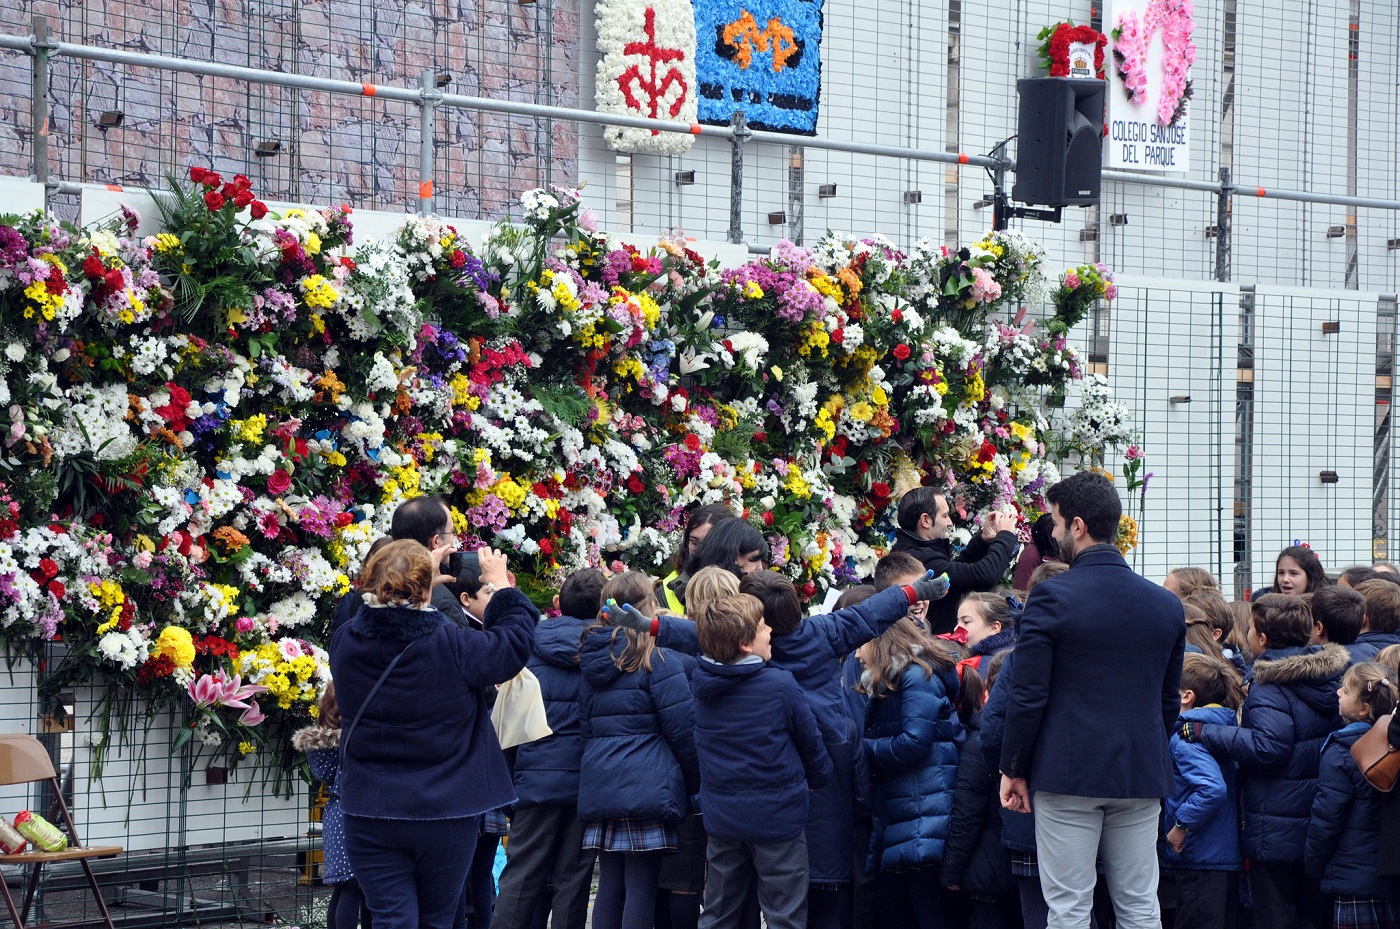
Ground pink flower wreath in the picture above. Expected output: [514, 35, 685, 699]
[1112, 0, 1197, 127]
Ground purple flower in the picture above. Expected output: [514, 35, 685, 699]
[0, 226, 27, 270]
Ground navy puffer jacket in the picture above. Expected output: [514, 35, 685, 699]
[511, 614, 589, 807]
[1198, 643, 1348, 862]
[864, 658, 964, 872]
[938, 712, 1014, 900]
[1306, 721, 1400, 897]
[577, 629, 699, 823]
[1348, 630, 1400, 664]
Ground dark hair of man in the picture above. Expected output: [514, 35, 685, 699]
[1357, 579, 1400, 634]
[390, 495, 451, 548]
[560, 568, 608, 620]
[1310, 585, 1365, 645]
[683, 517, 766, 580]
[1250, 593, 1315, 649]
[738, 570, 803, 637]
[1044, 471, 1121, 543]
[873, 551, 926, 592]
[896, 486, 943, 533]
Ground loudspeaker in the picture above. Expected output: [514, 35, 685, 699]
[1012, 77, 1105, 208]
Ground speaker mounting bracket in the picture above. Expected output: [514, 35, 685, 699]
[986, 141, 1065, 231]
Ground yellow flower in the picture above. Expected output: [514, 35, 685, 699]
[325, 450, 347, 467]
[299, 275, 339, 309]
[238, 741, 255, 756]
[1116, 514, 1139, 555]
[613, 357, 645, 382]
[743, 280, 764, 299]
[494, 475, 528, 512]
[153, 232, 181, 253]
[306, 231, 322, 255]
[784, 469, 812, 499]
[964, 373, 986, 404]
[232, 413, 267, 444]
[871, 385, 888, 406]
[771, 365, 784, 382]
[848, 401, 873, 423]
[154, 626, 196, 669]
[810, 274, 843, 303]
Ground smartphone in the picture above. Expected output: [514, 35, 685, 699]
[449, 551, 481, 577]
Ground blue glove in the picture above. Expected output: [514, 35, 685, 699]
[600, 599, 653, 634]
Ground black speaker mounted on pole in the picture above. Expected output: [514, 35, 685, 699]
[1012, 77, 1106, 208]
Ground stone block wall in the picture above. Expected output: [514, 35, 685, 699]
[0, 0, 580, 218]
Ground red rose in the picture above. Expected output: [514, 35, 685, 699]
[339, 256, 356, 271]
[684, 434, 701, 452]
[830, 328, 845, 345]
[893, 343, 912, 361]
[266, 469, 293, 495]
[82, 254, 105, 279]
[103, 269, 125, 293]
[871, 481, 892, 501]
[335, 512, 355, 528]
[249, 200, 269, 220]
[232, 174, 252, 189]
[39, 558, 58, 579]
[189, 166, 210, 185]
[753, 431, 767, 443]
[627, 474, 645, 494]
[204, 190, 226, 211]
[232, 187, 255, 209]
[891, 309, 903, 323]
[47, 580, 65, 599]
[539, 538, 555, 556]
[857, 461, 870, 474]
[762, 511, 774, 527]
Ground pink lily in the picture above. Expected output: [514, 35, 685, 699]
[187, 670, 268, 711]
[238, 699, 268, 727]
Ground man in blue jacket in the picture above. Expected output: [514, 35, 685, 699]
[998, 471, 1186, 929]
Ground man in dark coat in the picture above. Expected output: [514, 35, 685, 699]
[891, 487, 1019, 634]
[998, 471, 1186, 929]
[390, 494, 470, 625]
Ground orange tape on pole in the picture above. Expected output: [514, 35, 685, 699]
[361, 83, 377, 97]
[689, 123, 702, 135]
[105, 184, 123, 192]
[1256, 187, 1266, 198]
[957, 153, 969, 164]
[419, 181, 433, 199]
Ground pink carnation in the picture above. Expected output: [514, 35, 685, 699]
[970, 267, 1002, 304]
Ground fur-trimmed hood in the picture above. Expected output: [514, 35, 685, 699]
[349, 604, 449, 641]
[1251, 643, 1350, 685]
[292, 725, 341, 752]
[1252, 643, 1350, 716]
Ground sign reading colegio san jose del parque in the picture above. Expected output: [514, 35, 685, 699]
[1105, 0, 1195, 174]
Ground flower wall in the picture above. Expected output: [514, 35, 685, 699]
[0, 171, 1117, 777]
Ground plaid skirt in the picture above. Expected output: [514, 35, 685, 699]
[481, 807, 510, 836]
[1010, 849, 1039, 879]
[582, 818, 679, 853]
[1333, 895, 1400, 929]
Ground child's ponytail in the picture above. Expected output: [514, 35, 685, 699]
[1347, 661, 1400, 721]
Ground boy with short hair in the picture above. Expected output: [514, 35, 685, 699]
[874, 551, 932, 629]
[1351, 579, 1400, 662]
[1309, 585, 1366, 656]
[689, 593, 833, 929]
[1162, 654, 1244, 929]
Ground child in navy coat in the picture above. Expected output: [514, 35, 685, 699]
[689, 593, 832, 929]
[1306, 661, 1400, 929]
[579, 571, 699, 929]
[1162, 654, 1244, 929]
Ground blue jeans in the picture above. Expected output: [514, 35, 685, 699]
[345, 814, 480, 929]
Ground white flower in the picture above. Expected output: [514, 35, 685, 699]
[594, 0, 698, 155]
[4, 343, 24, 362]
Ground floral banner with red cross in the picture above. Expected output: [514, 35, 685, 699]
[596, 0, 699, 154]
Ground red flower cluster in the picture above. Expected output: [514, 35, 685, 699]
[153, 382, 194, 432]
[189, 168, 269, 219]
[81, 248, 127, 296]
[195, 635, 239, 660]
[1043, 23, 1107, 80]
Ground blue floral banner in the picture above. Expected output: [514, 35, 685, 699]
[694, 0, 824, 134]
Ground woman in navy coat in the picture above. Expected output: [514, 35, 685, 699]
[329, 540, 537, 929]
[856, 618, 963, 929]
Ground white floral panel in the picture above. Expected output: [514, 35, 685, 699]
[596, 0, 698, 155]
